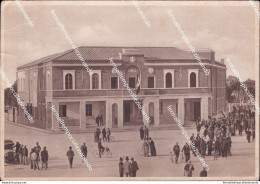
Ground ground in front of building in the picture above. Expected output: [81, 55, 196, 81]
[4, 122, 255, 178]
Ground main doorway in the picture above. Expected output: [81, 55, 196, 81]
[194, 102, 201, 121]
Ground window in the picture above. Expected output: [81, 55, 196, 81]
[160, 102, 163, 114]
[190, 72, 196, 87]
[148, 76, 155, 88]
[92, 73, 99, 89]
[166, 73, 172, 88]
[111, 77, 118, 89]
[86, 104, 92, 116]
[65, 73, 73, 89]
[176, 103, 178, 114]
[59, 105, 66, 117]
[129, 77, 135, 88]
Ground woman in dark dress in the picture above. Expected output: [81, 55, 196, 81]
[149, 138, 156, 156]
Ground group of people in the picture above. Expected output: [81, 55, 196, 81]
[171, 105, 255, 177]
[94, 127, 111, 142]
[13, 142, 28, 165]
[141, 137, 157, 157]
[95, 114, 104, 127]
[13, 142, 49, 170]
[119, 156, 139, 177]
[139, 126, 149, 140]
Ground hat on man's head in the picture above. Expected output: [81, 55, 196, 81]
[125, 156, 129, 160]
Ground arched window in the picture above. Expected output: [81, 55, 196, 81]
[92, 73, 99, 89]
[65, 73, 73, 89]
[190, 72, 196, 87]
[166, 73, 172, 88]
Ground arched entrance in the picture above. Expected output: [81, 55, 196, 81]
[112, 103, 118, 128]
[149, 102, 154, 124]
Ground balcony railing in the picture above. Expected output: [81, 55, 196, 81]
[52, 88, 212, 97]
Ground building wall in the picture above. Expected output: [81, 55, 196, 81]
[159, 99, 178, 124]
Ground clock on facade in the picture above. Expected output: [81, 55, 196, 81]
[130, 56, 136, 62]
[148, 67, 154, 74]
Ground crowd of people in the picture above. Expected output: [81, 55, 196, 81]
[170, 105, 255, 177]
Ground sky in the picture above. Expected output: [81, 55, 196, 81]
[1, 1, 259, 85]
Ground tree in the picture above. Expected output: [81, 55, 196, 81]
[4, 80, 18, 107]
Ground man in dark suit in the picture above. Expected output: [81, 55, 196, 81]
[41, 147, 49, 170]
[96, 115, 100, 127]
[66, 146, 74, 168]
[81, 143, 88, 160]
[173, 142, 180, 164]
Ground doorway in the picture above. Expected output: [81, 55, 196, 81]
[194, 102, 201, 121]
[123, 101, 131, 124]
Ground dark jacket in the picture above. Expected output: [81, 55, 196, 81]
[41, 150, 49, 161]
[119, 161, 124, 173]
[66, 150, 74, 159]
[131, 161, 139, 172]
[22, 147, 28, 157]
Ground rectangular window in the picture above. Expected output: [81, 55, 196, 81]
[160, 102, 163, 114]
[59, 105, 67, 117]
[129, 77, 135, 88]
[184, 103, 187, 115]
[176, 103, 178, 114]
[148, 76, 155, 88]
[111, 77, 118, 89]
[85, 104, 92, 116]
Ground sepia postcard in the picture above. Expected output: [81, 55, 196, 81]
[0, 0, 259, 181]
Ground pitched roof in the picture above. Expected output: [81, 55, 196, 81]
[18, 46, 212, 69]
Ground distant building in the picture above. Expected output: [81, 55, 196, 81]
[16, 47, 226, 130]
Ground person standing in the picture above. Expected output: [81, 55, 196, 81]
[246, 129, 251, 143]
[35, 142, 41, 165]
[130, 158, 139, 177]
[200, 167, 208, 177]
[30, 149, 39, 170]
[119, 157, 124, 177]
[239, 123, 243, 136]
[81, 143, 88, 160]
[207, 139, 213, 156]
[100, 114, 104, 126]
[29, 148, 34, 169]
[144, 126, 149, 139]
[196, 121, 201, 134]
[102, 127, 107, 141]
[181, 143, 190, 163]
[106, 128, 111, 142]
[123, 156, 131, 177]
[66, 146, 74, 168]
[149, 138, 156, 156]
[19, 145, 24, 164]
[142, 139, 149, 157]
[14, 142, 20, 164]
[252, 127, 255, 142]
[41, 147, 49, 170]
[22, 145, 28, 165]
[139, 127, 144, 140]
[96, 114, 100, 127]
[184, 161, 194, 177]
[173, 142, 180, 164]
